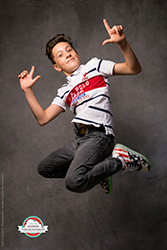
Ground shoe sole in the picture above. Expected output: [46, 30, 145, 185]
[99, 176, 112, 194]
[108, 176, 112, 194]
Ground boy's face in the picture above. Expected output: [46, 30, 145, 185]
[52, 42, 80, 77]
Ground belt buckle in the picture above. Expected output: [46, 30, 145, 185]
[79, 126, 87, 135]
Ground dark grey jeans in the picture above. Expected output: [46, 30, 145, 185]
[38, 129, 122, 193]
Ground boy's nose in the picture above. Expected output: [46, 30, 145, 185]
[66, 52, 71, 58]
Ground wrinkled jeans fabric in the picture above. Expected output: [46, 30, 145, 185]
[38, 130, 122, 193]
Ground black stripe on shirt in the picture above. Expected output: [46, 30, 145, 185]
[87, 68, 96, 75]
[59, 90, 70, 99]
[97, 60, 103, 72]
[73, 94, 111, 115]
[73, 117, 102, 126]
[88, 106, 113, 117]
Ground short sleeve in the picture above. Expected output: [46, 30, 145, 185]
[51, 89, 67, 111]
[98, 59, 116, 76]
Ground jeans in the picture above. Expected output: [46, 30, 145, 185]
[38, 128, 122, 193]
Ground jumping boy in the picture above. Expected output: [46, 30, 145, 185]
[18, 19, 151, 194]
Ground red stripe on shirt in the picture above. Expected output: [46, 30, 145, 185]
[65, 76, 106, 107]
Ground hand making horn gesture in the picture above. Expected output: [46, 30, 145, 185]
[102, 19, 125, 45]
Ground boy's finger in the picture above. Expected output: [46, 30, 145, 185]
[33, 75, 41, 84]
[103, 19, 111, 32]
[18, 70, 28, 78]
[102, 39, 112, 45]
[30, 66, 35, 76]
[114, 25, 123, 35]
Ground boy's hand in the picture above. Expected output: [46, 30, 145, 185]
[102, 19, 125, 45]
[18, 66, 41, 92]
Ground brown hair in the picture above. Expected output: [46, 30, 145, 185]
[46, 34, 75, 64]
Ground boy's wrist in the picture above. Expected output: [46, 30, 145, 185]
[22, 87, 33, 94]
[117, 38, 127, 47]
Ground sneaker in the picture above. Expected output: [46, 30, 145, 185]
[112, 143, 151, 173]
[99, 176, 112, 194]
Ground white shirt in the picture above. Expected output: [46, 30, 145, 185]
[52, 57, 116, 136]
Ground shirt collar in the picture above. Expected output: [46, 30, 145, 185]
[66, 64, 84, 83]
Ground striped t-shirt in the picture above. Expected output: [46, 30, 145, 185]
[52, 57, 116, 136]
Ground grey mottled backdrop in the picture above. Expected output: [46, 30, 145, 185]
[0, 0, 167, 249]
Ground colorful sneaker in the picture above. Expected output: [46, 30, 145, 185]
[99, 176, 112, 194]
[112, 143, 151, 173]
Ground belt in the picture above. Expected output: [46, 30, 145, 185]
[77, 125, 105, 136]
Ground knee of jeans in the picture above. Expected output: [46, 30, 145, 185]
[65, 175, 76, 192]
[37, 161, 47, 177]
[65, 174, 83, 193]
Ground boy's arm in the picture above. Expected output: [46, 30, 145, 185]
[102, 19, 142, 75]
[18, 66, 63, 126]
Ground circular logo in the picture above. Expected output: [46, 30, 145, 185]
[18, 216, 48, 238]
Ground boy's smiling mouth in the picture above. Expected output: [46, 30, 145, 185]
[67, 58, 74, 63]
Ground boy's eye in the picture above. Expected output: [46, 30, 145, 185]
[68, 49, 72, 52]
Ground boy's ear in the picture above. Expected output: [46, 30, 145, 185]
[53, 64, 62, 72]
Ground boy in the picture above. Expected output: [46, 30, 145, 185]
[18, 19, 151, 194]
